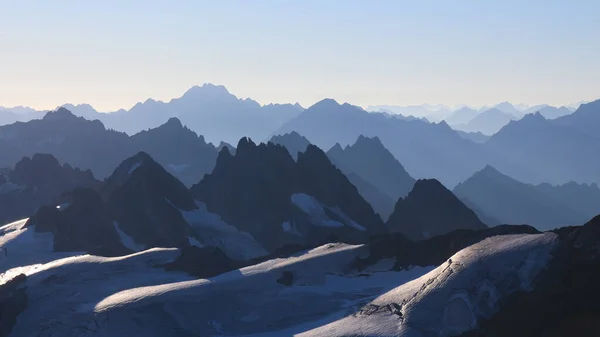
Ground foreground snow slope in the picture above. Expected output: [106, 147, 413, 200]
[3, 233, 557, 336]
[302, 233, 557, 337]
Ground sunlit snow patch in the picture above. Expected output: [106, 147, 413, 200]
[291, 193, 365, 231]
[113, 221, 145, 252]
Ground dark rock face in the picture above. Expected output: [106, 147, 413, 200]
[460, 215, 600, 337]
[0, 274, 27, 337]
[21, 152, 205, 255]
[130, 118, 219, 186]
[276, 271, 294, 286]
[0, 153, 99, 225]
[102, 152, 198, 249]
[25, 188, 130, 257]
[191, 138, 385, 252]
[387, 179, 487, 240]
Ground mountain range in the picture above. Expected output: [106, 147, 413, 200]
[1, 84, 303, 145]
[0, 108, 220, 185]
[2, 130, 600, 336]
[454, 165, 600, 230]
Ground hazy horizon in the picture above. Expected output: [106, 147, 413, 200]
[1, 1, 599, 111]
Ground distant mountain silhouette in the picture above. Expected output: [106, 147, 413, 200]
[453, 108, 518, 135]
[535, 106, 572, 119]
[276, 99, 486, 187]
[444, 106, 479, 125]
[368, 104, 452, 121]
[536, 181, 600, 220]
[494, 101, 523, 117]
[0, 153, 99, 225]
[191, 138, 385, 251]
[71, 84, 302, 144]
[484, 112, 600, 185]
[216, 141, 236, 155]
[129, 117, 219, 186]
[0, 106, 45, 125]
[269, 131, 311, 160]
[523, 104, 549, 114]
[553, 99, 600, 140]
[453, 165, 590, 230]
[0, 108, 221, 185]
[455, 130, 490, 143]
[386, 179, 486, 240]
[327, 135, 415, 204]
[0, 108, 132, 179]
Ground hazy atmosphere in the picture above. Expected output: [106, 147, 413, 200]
[2, 2, 600, 336]
[2, 0, 600, 111]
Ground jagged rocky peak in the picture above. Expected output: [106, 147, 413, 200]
[163, 117, 184, 128]
[270, 132, 312, 159]
[100, 152, 200, 249]
[192, 137, 384, 252]
[102, 151, 196, 210]
[309, 98, 341, 110]
[42, 107, 80, 121]
[387, 178, 486, 240]
[10, 153, 96, 190]
[216, 141, 236, 155]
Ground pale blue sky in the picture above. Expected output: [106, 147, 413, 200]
[1, 0, 599, 111]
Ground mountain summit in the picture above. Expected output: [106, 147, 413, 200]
[387, 179, 486, 240]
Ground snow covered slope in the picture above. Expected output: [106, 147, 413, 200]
[2, 232, 558, 336]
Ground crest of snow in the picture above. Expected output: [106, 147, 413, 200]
[291, 193, 365, 230]
[113, 221, 145, 252]
[301, 233, 558, 337]
[0, 218, 83, 273]
[168, 164, 189, 173]
[5, 238, 436, 336]
[128, 162, 142, 175]
[167, 199, 267, 260]
[281, 221, 302, 236]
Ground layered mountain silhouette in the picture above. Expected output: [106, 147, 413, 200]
[455, 130, 490, 143]
[129, 117, 219, 186]
[276, 99, 486, 187]
[387, 179, 486, 240]
[191, 138, 385, 251]
[536, 105, 572, 119]
[0, 154, 99, 225]
[494, 101, 523, 117]
[0, 108, 221, 185]
[484, 112, 600, 185]
[553, 99, 600, 140]
[327, 135, 415, 219]
[59, 84, 303, 144]
[453, 108, 518, 135]
[269, 131, 311, 160]
[0, 108, 133, 178]
[444, 106, 479, 125]
[24, 152, 266, 259]
[454, 165, 598, 230]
